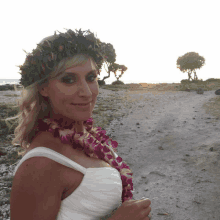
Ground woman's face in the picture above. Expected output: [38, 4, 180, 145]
[40, 58, 99, 126]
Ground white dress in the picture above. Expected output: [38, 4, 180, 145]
[13, 147, 123, 220]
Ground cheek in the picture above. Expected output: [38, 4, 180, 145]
[91, 97, 96, 107]
[90, 85, 98, 100]
[50, 92, 67, 106]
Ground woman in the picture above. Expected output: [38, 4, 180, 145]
[10, 29, 151, 220]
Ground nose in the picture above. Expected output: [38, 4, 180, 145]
[77, 80, 92, 96]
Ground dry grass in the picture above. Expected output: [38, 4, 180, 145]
[176, 81, 220, 91]
[3, 94, 20, 97]
[100, 82, 219, 92]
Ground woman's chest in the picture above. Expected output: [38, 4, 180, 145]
[59, 146, 113, 200]
[27, 138, 113, 200]
[62, 145, 112, 168]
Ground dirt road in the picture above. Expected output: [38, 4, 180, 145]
[105, 89, 220, 220]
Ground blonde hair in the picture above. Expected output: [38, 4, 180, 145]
[11, 53, 98, 157]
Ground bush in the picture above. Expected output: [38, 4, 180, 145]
[0, 84, 14, 91]
[181, 79, 190, 84]
[111, 80, 124, 85]
[98, 80, 106, 86]
[206, 78, 220, 82]
[0, 104, 19, 136]
[181, 79, 203, 84]
[191, 79, 203, 83]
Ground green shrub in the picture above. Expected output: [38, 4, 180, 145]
[191, 79, 203, 83]
[0, 104, 19, 135]
[181, 79, 190, 84]
[111, 80, 124, 85]
[181, 79, 203, 84]
[0, 84, 14, 91]
[205, 78, 220, 82]
[98, 80, 106, 86]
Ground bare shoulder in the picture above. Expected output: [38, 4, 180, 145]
[32, 131, 60, 146]
[13, 150, 65, 191]
[10, 156, 64, 220]
[28, 131, 62, 153]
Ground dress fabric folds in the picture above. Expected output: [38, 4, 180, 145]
[14, 147, 123, 220]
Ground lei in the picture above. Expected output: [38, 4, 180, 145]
[35, 117, 134, 203]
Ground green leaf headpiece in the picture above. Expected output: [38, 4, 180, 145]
[18, 28, 115, 89]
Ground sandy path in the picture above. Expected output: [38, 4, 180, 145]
[105, 89, 220, 220]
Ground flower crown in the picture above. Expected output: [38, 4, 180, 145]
[18, 28, 116, 88]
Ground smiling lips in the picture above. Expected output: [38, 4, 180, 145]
[70, 102, 91, 108]
[72, 102, 91, 105]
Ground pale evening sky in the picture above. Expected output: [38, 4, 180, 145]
[1, 0, 220, 85]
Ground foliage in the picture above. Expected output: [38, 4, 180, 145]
[110, 64, 127, 81]
[205, 78, 220, 82]
[0, 104, 19, 135]
[177, 80, 220, 91]
[18, 29, 118, 89]
[191, 79, 203, 83]
[111, 80, 125, 85]
[98, 79, 106, 86]
[177, 52, 205, 81]
[181, 79, 190, 84]
[0, 84, 14, 91]
[100, 60, 128, 84]
[100, 42, 116, 64]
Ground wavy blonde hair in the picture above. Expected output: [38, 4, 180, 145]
[11, 41, 99, 157]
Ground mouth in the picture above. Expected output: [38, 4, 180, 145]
[70, 102, 92, 109]
[71, 102, 91, 106]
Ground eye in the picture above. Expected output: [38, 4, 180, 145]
[88, 74, 97, 82]
[61, 74, 97, 84]
[61, 76, 76, 84]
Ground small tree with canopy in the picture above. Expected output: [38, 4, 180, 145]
[98, 42, 127, 85]
[98, 42, 116, 85]
[110, 63, 127, 85]
[176, 52, 205, 81]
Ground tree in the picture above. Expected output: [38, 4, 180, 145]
[176, 52, 205, 81]
[99, 42, 116, 83]
[111, 64, 127, 81]
[99, 42, 127, 84]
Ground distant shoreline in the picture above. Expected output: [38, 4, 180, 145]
[0, 79, 180, 86]
[0, 79, 20, 85]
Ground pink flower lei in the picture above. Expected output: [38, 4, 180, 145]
[36, 117, 134, 203]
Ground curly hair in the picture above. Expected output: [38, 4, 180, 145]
[11, 36, 99, 157]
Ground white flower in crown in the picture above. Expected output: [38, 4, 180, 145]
[59, 129, 74, 136]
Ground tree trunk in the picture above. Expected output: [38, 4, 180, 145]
[193, 71, 198, 80]
[188, 71, 193, 81]
[115, 71, 120, 80]
[101, 70, 111, 82]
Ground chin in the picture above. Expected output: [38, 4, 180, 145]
[70, 114, 92, 122]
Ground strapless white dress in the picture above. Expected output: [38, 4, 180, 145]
[13, 147, 123, 220]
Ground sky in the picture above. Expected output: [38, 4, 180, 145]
[1, 0, 220, 85]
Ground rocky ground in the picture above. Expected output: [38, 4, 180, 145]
[0, 86, 220, 219]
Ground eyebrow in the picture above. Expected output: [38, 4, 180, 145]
[63, 70, 98, 75]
